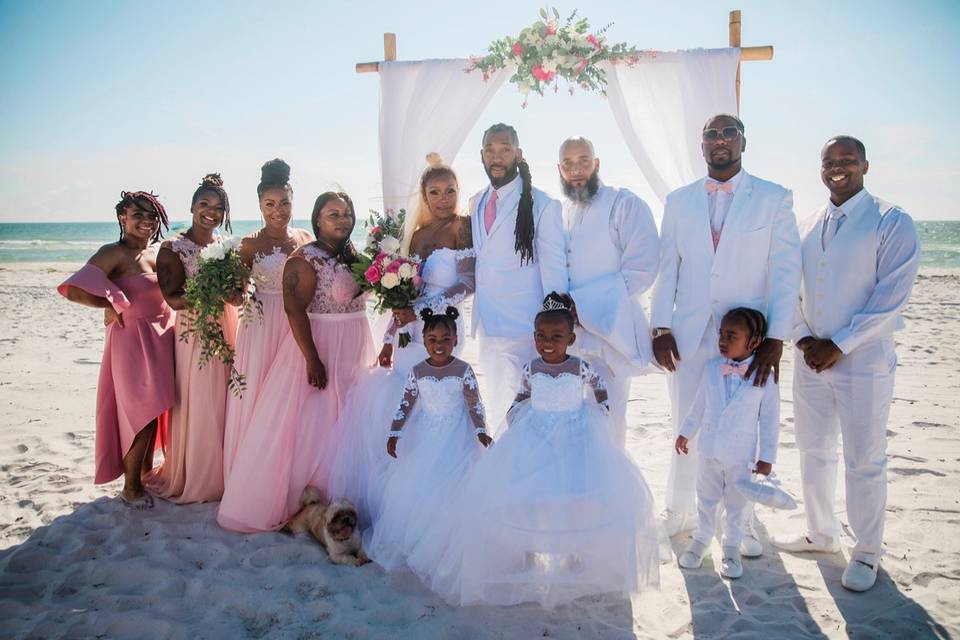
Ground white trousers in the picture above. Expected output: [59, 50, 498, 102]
[477, 327, 537, 439]
[665, 320, 718, 513]
[580, 354, 631, 449]
[793, 338, 896, 563]
[693, 457, 751, 548]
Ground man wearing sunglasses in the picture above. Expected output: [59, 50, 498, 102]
[650, 114, 802, 555]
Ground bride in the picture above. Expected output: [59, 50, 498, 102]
[317, 154, 476, 523]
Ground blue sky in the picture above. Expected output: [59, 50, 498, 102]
[1, 0, 958, 222]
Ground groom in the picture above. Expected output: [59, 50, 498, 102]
[470, 123, 567, 434]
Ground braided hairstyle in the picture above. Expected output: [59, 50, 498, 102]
[535, 291, 575, 330]
[419, 306, 459, 335]
[191, 173, 232, 233]
[722, 306, 768, 349]
[257, 158, 292, 198]
[483, 123, 535, 265]
[311, 191, 360, 268]
[114, 191, 169, 242]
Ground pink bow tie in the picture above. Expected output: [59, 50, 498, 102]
[706, 180, 733, 194]
[720, 361, 749, 377]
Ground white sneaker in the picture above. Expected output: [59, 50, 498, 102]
[661, 510, 696, 537]
[740, 520, 763, 557]
[720, 546, 743, 579]
[678, 540, 708, 569]
[770, 532, 840, 553]
[841, 558, 879, 592]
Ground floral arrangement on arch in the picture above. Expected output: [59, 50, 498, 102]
[467, 7, 653, 105]
[351, 208, 422, 347]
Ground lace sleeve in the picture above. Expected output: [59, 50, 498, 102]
[507, 362, 533, 414]
[389, 370, 420, 436]
[580, 358, 610, 412]
[413, 249, 476, 314]
[461, 365, 487, 433]
[382, 316, 398, 345]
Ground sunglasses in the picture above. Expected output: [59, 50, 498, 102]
[702, 126, 742, 142]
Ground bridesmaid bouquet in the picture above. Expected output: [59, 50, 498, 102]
[182, 236, 260, 395]
[351, 208, 422, 347]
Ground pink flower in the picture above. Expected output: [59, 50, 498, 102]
[370, 226, 381, 235]
[586, 34, 601, 50]
[512, 41, 523, 56]
[575, 57, 588, 75]
[412, 275, 423, 288]
[386, 259, 402, 274]
[531, 65, 555, 82]
[364, 265, 381, 284]
[545, 23, 557, 35]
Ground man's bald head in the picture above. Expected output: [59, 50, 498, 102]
[558, 136, 596, 162]
[558, 137, 600, 203]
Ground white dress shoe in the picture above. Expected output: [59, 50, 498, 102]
[678, 540, 708, 569]
[661, 509, 696, 537]
[720, 546, 743, 579]
[841, 558, 879, 592]
[740, 519, 763, 557]
[770, 532, 840, 553]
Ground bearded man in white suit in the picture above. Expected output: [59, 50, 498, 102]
[469, 123, 568, 434]
[557, 136, 659, 448]
[771, 136, 920, 592]
[650, 114, 802, 555]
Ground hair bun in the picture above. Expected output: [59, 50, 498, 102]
[260, 158, 291, 186]
[444, 306, 460, 320]
[419, 308, 434, 321]
[201, 173, 224, 188]
[425, 152, 443, 168]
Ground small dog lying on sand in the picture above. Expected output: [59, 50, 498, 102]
[285, 486, 371, 566]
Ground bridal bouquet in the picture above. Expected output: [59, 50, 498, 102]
[351, 208, 422, 347]
[181, 235, 260, 395]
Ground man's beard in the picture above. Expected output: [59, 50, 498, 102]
[561, 170, 600, 203]
[485, 159, 520, 188]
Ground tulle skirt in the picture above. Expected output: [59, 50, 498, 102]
[408, 402, 660, 609]
[217, 311, 373, 532]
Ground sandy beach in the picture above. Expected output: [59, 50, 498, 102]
[0, 262, 957, 639]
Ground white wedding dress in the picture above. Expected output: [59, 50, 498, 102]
[408, 356, 660, 609]
[317, 247, 476, 525]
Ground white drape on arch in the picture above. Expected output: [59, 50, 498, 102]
[603, 48, 741, 203]
[378, 59, 508, 243]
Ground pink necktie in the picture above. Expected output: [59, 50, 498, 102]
[719, 361, 749, 377]
[483, 189, 499, 234]
[706, 180, 733, 194]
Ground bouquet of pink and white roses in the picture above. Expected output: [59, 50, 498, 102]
[351, 208, 422, 347]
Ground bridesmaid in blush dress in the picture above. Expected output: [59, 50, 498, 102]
[217, 191, 374, 533]
[59, 191, 176, 509]
[221, 159, 312, 482]
[146, 173, 240, 504]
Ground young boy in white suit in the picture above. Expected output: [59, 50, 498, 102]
[674, 307, 780, 579]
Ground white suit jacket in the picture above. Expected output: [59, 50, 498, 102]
[650, 172, 802, 360]
[679, 357, 780, 467]
[469, 180, 567, 338]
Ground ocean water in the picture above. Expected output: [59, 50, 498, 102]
[0, 220, 958, 269]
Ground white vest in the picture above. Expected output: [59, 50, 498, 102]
[798, 194, 904, 345]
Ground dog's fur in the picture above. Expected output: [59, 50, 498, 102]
[284, 486, 370, 566]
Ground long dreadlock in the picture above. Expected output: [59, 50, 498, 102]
[191, 173, 232, 233]
[114, 191, 169, 243]
[482, 123, 535, 265]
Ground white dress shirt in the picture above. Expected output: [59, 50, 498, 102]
[478, 174, 522, 235]
[822, 188, 869, 248]
[706, 170, 744, 233]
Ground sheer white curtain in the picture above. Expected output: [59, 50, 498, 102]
[378, 60, 507, 233]
[604, 48, 740, 203]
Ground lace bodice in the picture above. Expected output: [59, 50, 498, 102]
[510, 357, 609, 414]
[300, 244, 365, 314]
[390, 358, 486, 435]
[170, 234, 219, 279]
[252, 246, 288, 294]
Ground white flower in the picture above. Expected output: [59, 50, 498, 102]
[200, 243, 226, 261]
[398, 262, 415, 279]
[221, 235, 242, 253]
[379, 235, 400, 254]
[381, 272, 400, 289]
[518, 80, 532, 96]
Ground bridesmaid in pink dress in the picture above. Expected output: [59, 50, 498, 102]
[58, 191, 176, 509]
[146, 174, 240, 504]
[217, 191, 374, 532]
[222, 159, 312, 481]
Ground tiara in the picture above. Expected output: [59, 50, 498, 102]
[542, 297, 571, 312]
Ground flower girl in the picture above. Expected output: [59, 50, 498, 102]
[364, 306, 492, 571]
[409, 292, 659, 609]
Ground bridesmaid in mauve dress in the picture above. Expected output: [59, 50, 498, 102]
[146, 173, 240, 504]
[58, 190, 176, 509]
[217, 191, 374, 533]
[221, 159, 312, 481]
